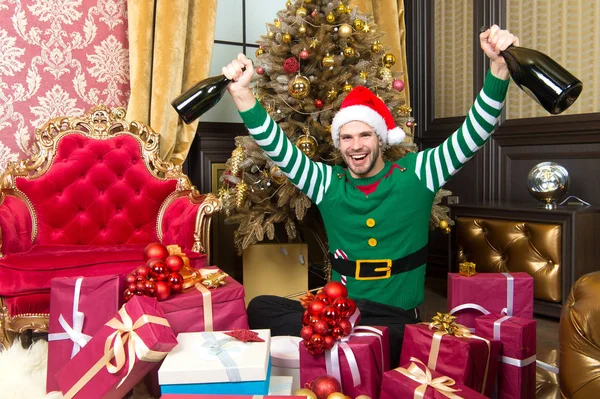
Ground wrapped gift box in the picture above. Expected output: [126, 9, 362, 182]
[268, 375, 294, 395]
[381, 357, 488, 399]
[47, 275, 121, 392]
[158, 266, 248, 334]
[56, 295, 177, 399]
[300, 326, 389, 399]
[159, 330, 271, 395]
[475, 314, 537, 399]
[160, 396, 304, 399]
[400, 323, 501, 397]
[448, 272, 534, 330]
[270, 336, 302, 393]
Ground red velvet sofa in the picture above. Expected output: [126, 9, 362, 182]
[0, 105, 220, 348]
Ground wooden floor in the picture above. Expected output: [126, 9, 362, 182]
[422, 276, 561, 398]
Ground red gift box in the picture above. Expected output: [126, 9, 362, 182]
[160, 396, 304, 399]
[158, 266, 248, 334]
[56, 295, 177, 399]
[381, 357, 488, 399]
[46, 275, 121, 393]
[400, 323, 501, 397]
[447, 272, 534, 330]
[475, 314, 537, 399]
[300, 326, 389, 399]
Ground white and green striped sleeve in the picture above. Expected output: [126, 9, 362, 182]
[415, 71, 510, 192]
[239, 100, 333, 205]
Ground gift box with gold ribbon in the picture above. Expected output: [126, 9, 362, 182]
[56, 295, 177, 399]
[381, 357, 488, 399]
[399, 313, 502, 397]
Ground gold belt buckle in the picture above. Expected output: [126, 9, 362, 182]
[355, 259, 392, 280]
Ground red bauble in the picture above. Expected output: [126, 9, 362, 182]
[154, 281, 172, 301]
[283, 57, 300, 74]
[314, 293, 330, 304]
[165, 255, 184, 272]
[125, 274, 137, 285]
[143, 242, 169, 261]
[393, 78, 405, 92]
[299, 49, 309, 60]
[310, 334, 324, 346]
[338, 319, 352, 336]
[331, 326, 344, 340]
[322, 282, 348, 300]
[311, 375, 342, 399]
[136, 281, 146, 293]
[323, 334, 335, 350]
[256, 66, 264, 75]
[300, 325, 314, 340]
[314, 99, 324, 108]
[313, 320, 329, 336]
[307, 299, 327, 316]
[333, 297, 351, 317]
[144, 280, 156, 296]
[302, 310, 311, 325]
[135, 265, 151, 278]
[321, 305, 340, 326]
[406, 120, 415, 127]
[127, 283, 137, 293]
[168, 272, 184, 292]
[152, 262, 168, 280]
[145, 258, 163, 269]
[347, 298, 357, 318]
[123, 289, 134, 302]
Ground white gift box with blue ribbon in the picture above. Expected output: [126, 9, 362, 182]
[158, 329, 272, 395]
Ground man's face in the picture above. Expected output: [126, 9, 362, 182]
[338, 121, 385, 179]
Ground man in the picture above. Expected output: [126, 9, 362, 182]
[223, 25, 518, 367]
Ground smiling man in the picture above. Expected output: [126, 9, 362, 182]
[223, 25, 518, 367]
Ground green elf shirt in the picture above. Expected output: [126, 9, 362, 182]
[239, 70, 509, 310]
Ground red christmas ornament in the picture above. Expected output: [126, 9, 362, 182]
[311, 375, 342, 399]
[168, 272, 184, 292]
[154, 281, 171, 301]
[338, 319, 352, 336]
[406, 120, 415, 127]
[323, 335, 335, 350]
[314, 99, 324, 108]
[332, 296, 351, 316]
[393, 78, 405, 92]
[256, 66, 265, 75]
[307, 299, 327, 315]
[313, 320, 329, 336]
[299, 48, 309, 60]
[321, 305, 340, 326]
[310, 334, 324, 346]
[123, 289, 134, 301]
[300, 325, 314, 340]
[165, 255, 184, 272]
[331, 326, 344, 339]
[152, 262, 169, 281]
[143, 242, 169, 261]
[283, 57, 300, 74]
[125, 274, 137, 285]
[145, 258, 163, 269]
[322, 281, 347, 300]
[135, 281, 146, 294]
[302, 310, 312, 325]
[314, 292, 330, 304]
[127, 283, 137, 293]
[144, 280, 156, 296]
[136, 265, 152, 279]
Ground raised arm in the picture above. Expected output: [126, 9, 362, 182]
[223, 54, 333, 205]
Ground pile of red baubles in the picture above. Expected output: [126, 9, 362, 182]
[300, 281, 357, 355]
[123, 242, 186, 302]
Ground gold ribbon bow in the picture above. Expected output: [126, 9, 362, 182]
[395, 357, 463, 398]
[63, 306, 171, 399]
[202, 271, 228, 289]
[179, 267, 228, 332]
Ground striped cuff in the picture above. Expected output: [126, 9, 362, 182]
[239, 99, 268, 130]
[483, 69, 510, 102]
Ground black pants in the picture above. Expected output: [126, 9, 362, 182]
[247, 295, 420, 369]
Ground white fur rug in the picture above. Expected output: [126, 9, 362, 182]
[0, 339, 153, 399]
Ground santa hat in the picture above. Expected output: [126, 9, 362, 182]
[331, 86, 405, 148]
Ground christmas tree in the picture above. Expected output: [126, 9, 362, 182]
[219, 0, 452, 257]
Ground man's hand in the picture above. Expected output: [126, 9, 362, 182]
[480, 25, 519, 80]
[223, 53, 256, 112]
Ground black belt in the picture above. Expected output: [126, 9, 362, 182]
[329, 245, 428, 280]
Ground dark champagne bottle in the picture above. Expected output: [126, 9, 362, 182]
[172, 73, 235, 124]
[481, 26, 582, 114]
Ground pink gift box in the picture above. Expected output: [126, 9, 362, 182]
[381, 358, 488, 399]
[400, 323, 501, 397]
[299, 326, 389, 399]
[160, 396, 304, 399]
[475, 314, 537, 399]
[46, 275, 121, 393]
[447, 272, 534, 330]
[158, 266, 248, 335]
[56, 295, 177, 399]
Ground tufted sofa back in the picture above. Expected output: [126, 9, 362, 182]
[16, 133, 177, 245]
[456, 217, 562, 303]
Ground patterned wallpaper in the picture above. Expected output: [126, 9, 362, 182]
[0, 0, 130, 174]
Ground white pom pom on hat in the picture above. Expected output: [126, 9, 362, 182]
[330, 86, 405, 148]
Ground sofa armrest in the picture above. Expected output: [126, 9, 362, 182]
[0, 193, 34, 257]
[160, 192, 221, 262]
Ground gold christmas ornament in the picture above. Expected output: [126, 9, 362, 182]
[255, 47, 265, 57]
[343, 46, 355, 58]
[274, 18, 281, 28]
[296, 6, 307, 18]
[230, 145, 245, 176]
[288, 74, 311, 99]
[337, 2, 346, 13]
[439, 219, 449, 230]
[270, 165, 287, 185]
[294, 389, 318, 399]
[309, 37, 319, 49]
[295, 131, 318, 158]
[326, 12, 335, 23]
[359, 71, 368, 81]
[338, 23, 352, 38]
[382, 53, 396, 68]
[267, 31, 275, 39]
[327, 87, 338, 100]
[235, 181, 248, 208]
[282, 33, 292, 43]
[345, 5, 352, 14]
[322, 53, 335, 69]
[459, 261, 476, 277]
[379, 66, 393, 80]
[327, 393, 346, 399]
[371, 40, 382, 52]
[353, 19, 365, 31]
[286, 0, 292, 8]
[362, 23, 371, 33]
[299, 24, 307, 35]
[343, 82, 353, 92]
